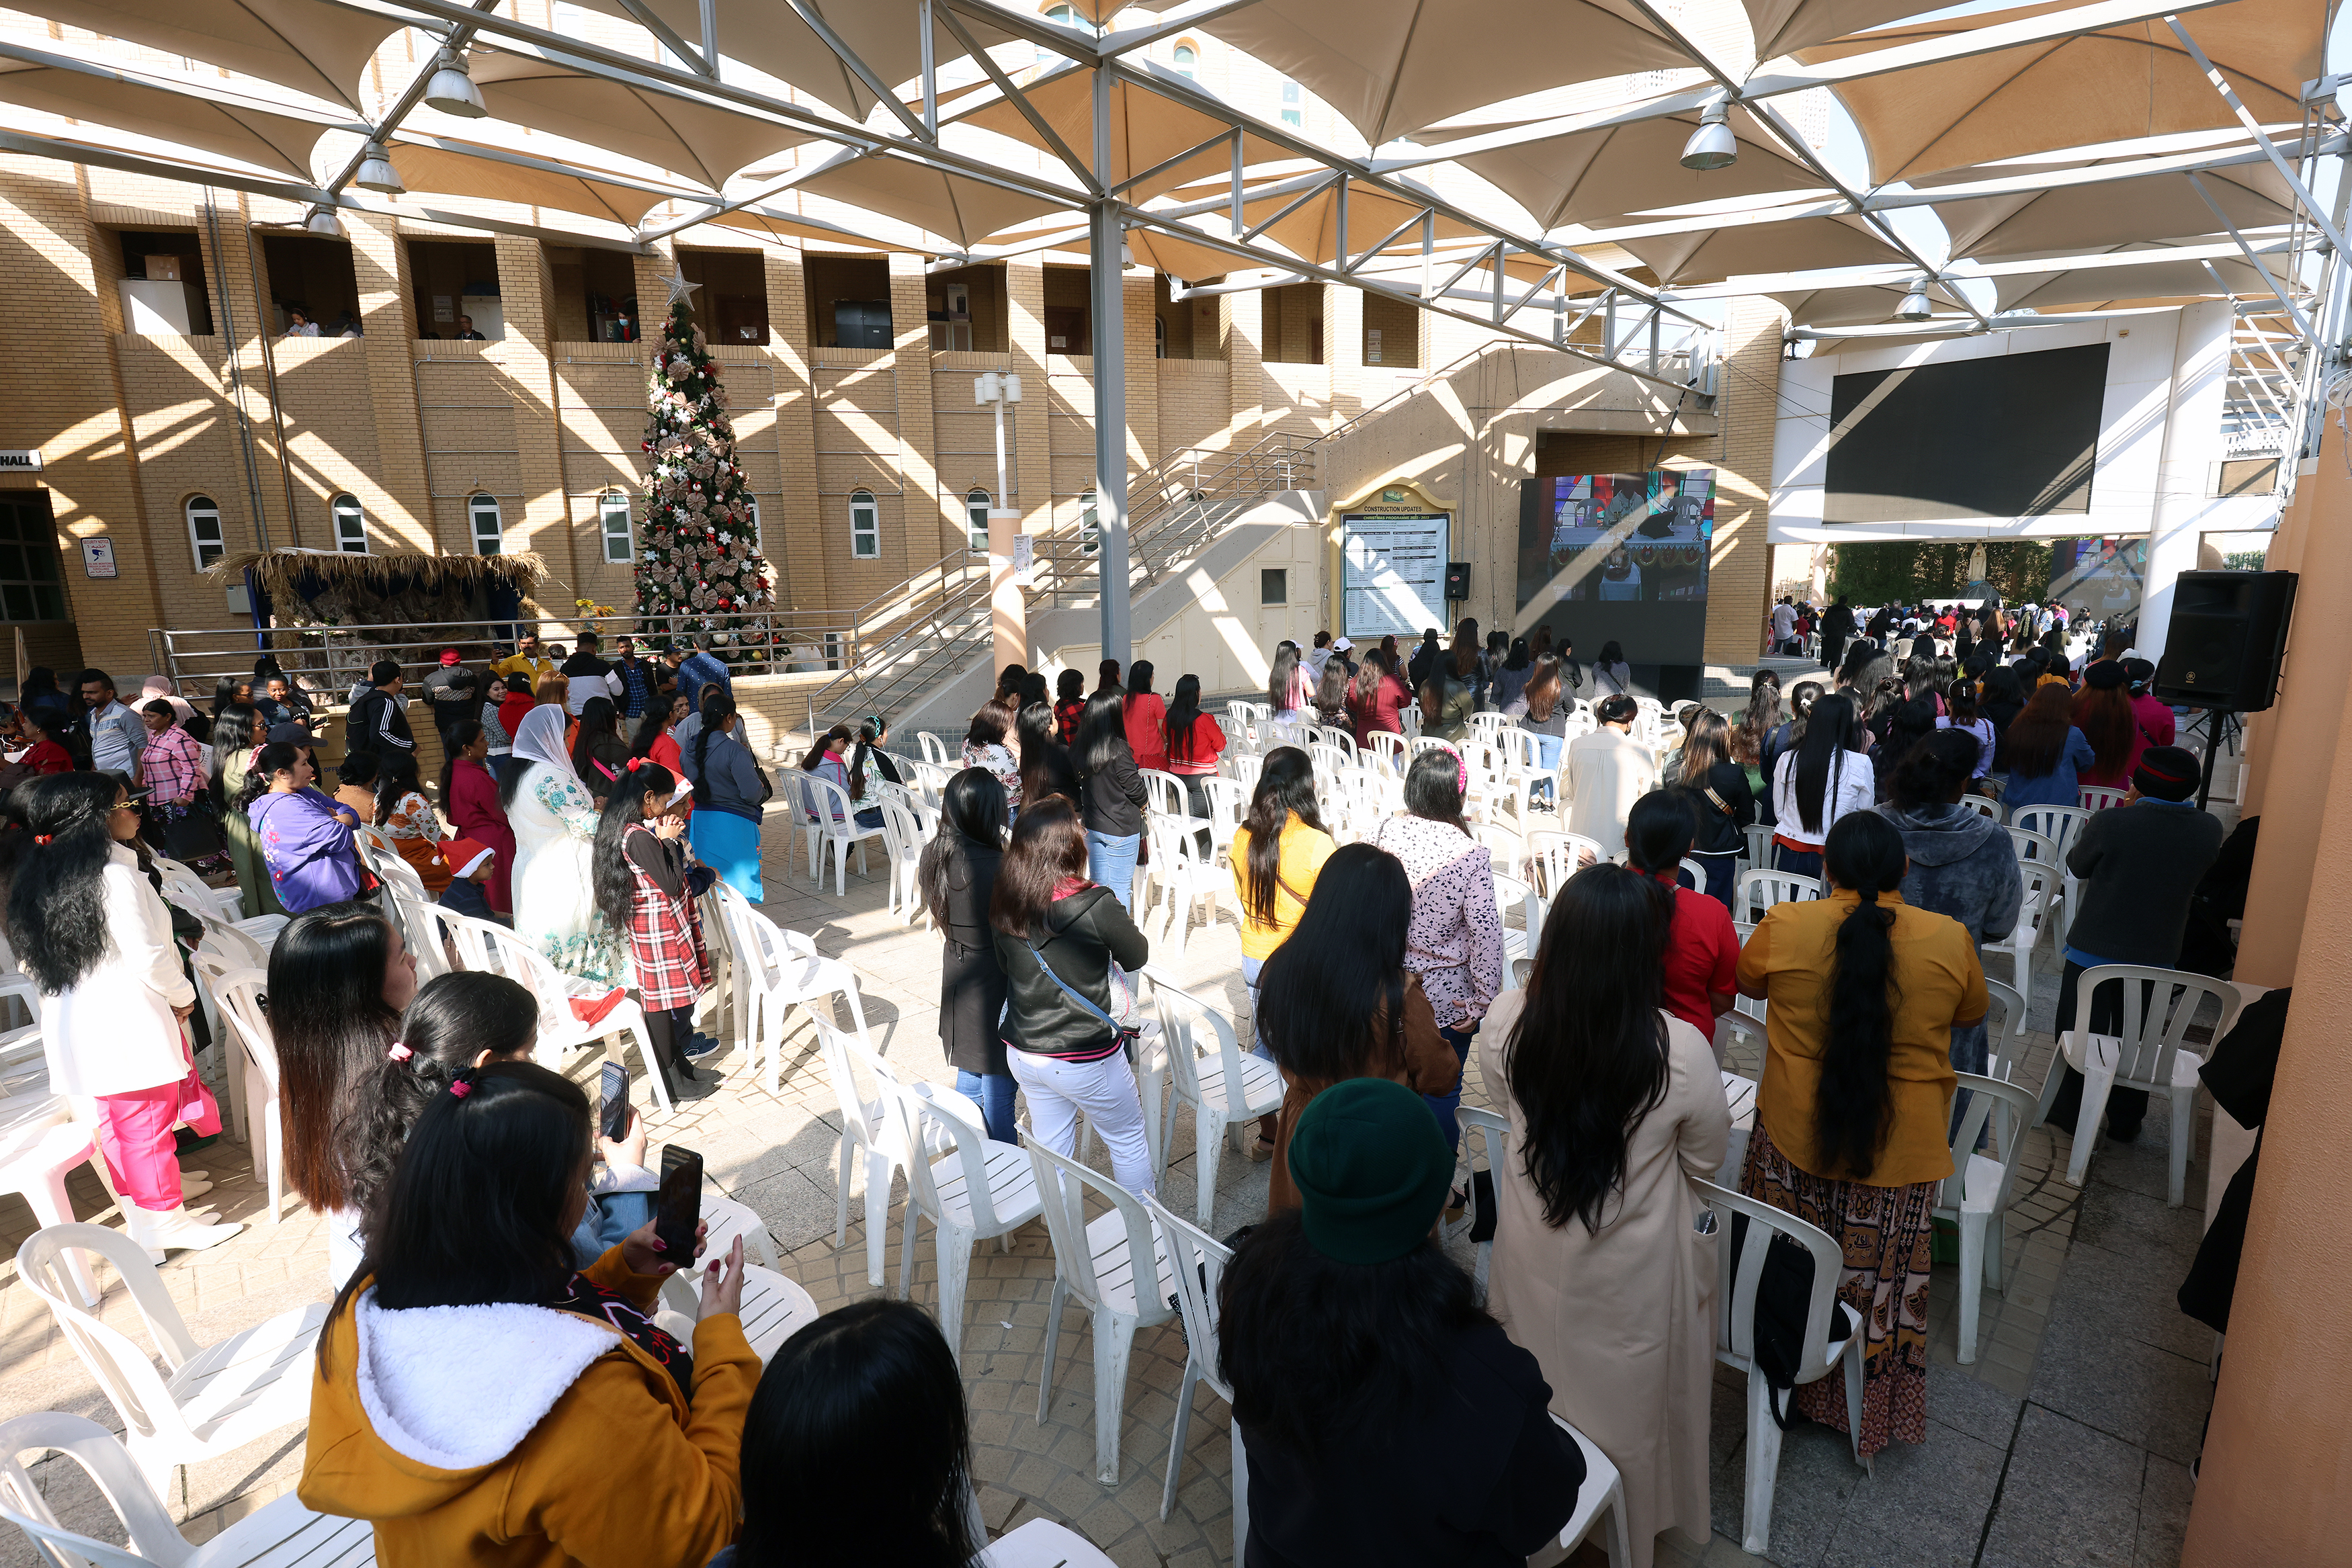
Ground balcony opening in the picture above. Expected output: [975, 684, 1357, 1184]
[261, 234, 360, 337]
[677, 246, 769, 345]
[114, 230, 213, 335]
[407, 238, 503, 340]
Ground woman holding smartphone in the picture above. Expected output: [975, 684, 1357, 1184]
[301, 1061, 753, 1567]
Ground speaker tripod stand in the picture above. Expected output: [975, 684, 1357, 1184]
[2188, 707, 2242, 811]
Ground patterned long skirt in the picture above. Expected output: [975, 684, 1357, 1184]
[1739, 1121, 1936, 1455]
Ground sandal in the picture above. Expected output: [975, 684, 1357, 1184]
[1248, 1133, 1277, 1162]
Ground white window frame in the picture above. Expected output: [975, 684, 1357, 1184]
[331, 492, 368, 553]
[598, 490, 634, 564]
[1079, 490, 1099, 556]
[1280, 77, 1302, 126]
[966, 488, 991, 553]
[749, 496, 763, 555]
[849, 489, 880, 558]
[185, 495, 224, 570]
[469, 494, 502, 555]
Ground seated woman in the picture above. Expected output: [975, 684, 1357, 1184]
[1482, 861, 1728, 1568]
[712, 1299, 979, 1567]
[1222, 1078, 1585, 1566]
[374, 749, 452, 896]
[241, 741, 369, 912]
[300, 1060, 754, 1565]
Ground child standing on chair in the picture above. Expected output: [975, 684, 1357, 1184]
[595, 759, 719, 1105]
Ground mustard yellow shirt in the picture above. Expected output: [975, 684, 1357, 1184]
[1736, 888, 1985, 1187]
[1229, 813, 1336, 962]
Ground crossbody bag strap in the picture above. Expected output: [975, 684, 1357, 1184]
[1022, 916, 1122, 1033]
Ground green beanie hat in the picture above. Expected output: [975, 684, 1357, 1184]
[1286, 1078, 1454, 1265]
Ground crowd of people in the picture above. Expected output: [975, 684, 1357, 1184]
[1, 596, 2234, 1568]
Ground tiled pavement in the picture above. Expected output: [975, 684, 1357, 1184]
[0, 787, 2236, 1567]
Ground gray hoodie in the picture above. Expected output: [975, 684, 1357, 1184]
[1874, 801, 2022, 947]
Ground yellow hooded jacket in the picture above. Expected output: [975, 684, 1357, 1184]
[299, 1246, 759, 1568]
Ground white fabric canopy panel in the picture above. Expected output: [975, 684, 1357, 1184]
[17, 0, 402, 110]
[1452, 102, 1833, 232]
[0, 56, 335, 176]
[955, 65, 1292, 204]
[1918, 150, 2300, 259]
[1798, 0, 2326, 185]
[465, 49, 813, 191]
[1198, 0, 1689, 146]
[1741, 0, 1986, 65]
[786, 135, 1077, 253]
[1618, 207, 1901, 282]
[385, 135, 710, 229]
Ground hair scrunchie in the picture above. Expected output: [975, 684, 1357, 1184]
[387, 1041, 413, 1062]
[448, 1067, 478, 1100]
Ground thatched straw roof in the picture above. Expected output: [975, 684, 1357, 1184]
[206, 548, 545, 597]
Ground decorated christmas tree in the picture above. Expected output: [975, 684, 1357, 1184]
[635, 276, 773, 656]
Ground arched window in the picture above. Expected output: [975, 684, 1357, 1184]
[185, 495, 224, 570]
[468, 494, 502, 555]
[1173, 42, 1195, 78]
[966, 488, 991, 552]
[748, 496, 764, 554]
[1079, 490, 1099, 556]
[849, 489, 880, 558]
[598, 490, 634, 564]
[1154, 315, 1167, 359]
[331, 493, 368, 553]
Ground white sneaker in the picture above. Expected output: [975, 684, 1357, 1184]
[123, 1204, 243, 1263]
[180, 1174, 212, 1201]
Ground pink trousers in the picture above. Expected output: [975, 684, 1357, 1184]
[95, 1044, 222, 1213]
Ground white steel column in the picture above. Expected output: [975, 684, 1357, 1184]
[2138, 299, 2232, 662]
[1091, 64, 1132, 665]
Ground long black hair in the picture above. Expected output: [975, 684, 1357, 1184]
[1257, 844, 1412, 1084]
[731, 1299, 979, 1568]
[691, 692, 738, 807]
[1790, 693, 1859, 834]
[1815, 812, 1908, 1180]
[235, 741, 306, 813]
[372, 747, 425, 827]
[6, 773, 124, 993]
[1015, 702, 1077, 808]
[1238, 747, 1325, 926]
[1402, 746, 1471, 836]
[1218, 1210, 1491, 1463]
[593, 760, 680, 930]
[331, 1061, 587, 1337]
[1164, 673, 1204, 756]
[569, 696, 619, 781]
[918, 767, 1007, 925]
[1071, 689, 1129, 779]
[987, 795, 1089, 940]
[440, 720, 485, 803]
[269, 902, 405, 1213]
[1507, 860, 1674, 1231]
[210, 700, 264, 808]
[333, 970, 542, 1227]
[1888, 727, 1977, 811]
[628, 705, 670, 758]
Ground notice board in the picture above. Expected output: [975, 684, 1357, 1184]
[1342, 501, 1451, 640]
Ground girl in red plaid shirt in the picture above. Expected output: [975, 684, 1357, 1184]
[593, 759, 719, 1103]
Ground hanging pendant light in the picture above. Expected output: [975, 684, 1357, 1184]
[1679, 103, 1737, 171]
[304, 204, 345, 237]
[353, 141, 404, 193]
[423, 48, 488, 117]
[1894, 279, 1934, 321]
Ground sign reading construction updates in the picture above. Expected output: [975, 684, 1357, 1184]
[1342, 496, 1450, 640]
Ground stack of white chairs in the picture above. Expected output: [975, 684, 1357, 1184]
[876, 791, 929, 926]
[1138, 815, 1230, 957]
[1312, 724, 1357, 760]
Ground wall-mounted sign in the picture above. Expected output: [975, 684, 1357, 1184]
[0, 450, 42, 474]
[1366, 328, 1383, 365]
[1011, 532, 1034, 586]
[81, 537, 118, 578]
[433, 295, 455, 324]
[1342, 509, 1450, 640]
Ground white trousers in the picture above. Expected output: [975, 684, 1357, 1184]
[1008, 1045, 1157, 1197]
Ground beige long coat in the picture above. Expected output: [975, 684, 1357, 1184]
[1478, 990, 1730, 1568]
[1563, 726, 1659, 858]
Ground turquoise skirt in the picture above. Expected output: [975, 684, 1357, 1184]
[689, 808, 763, 902]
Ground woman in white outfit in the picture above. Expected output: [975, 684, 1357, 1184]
[7, 773, 242, 1259]
[504, 704, 623, 985]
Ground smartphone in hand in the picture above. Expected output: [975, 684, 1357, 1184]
[655, 1145, 703, 1263]
[598, 1061, 629, 1143]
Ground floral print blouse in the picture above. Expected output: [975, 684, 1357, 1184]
[964, 741, 1021, 810]
[383, 791, 443, 841]
[1370, 814, 1505, 1030]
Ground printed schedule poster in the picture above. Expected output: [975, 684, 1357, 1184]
[1342, 511, 1450, 640]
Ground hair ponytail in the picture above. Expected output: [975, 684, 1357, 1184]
[1815, 812, 1907, 1179]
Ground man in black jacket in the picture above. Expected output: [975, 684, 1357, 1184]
[2045, 745, 2224, 1141]
[345, 658, 414, 759]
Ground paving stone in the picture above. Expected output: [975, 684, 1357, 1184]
[1978, 1403, 2144, 1568]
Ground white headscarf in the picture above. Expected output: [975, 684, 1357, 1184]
[511, 703, 576, 780]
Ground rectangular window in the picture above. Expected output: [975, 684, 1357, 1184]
[1079, 492, 1099, 556]
[187, 497, 225, 570]
[332, 495, 368, 553]
[967, 492, 991, 553]
[599, 493, 633, 564]
[1280, 79, 1302, 126]
[0, 496, 68, 621]
[470, 495, 502, 555]
[1261, 568, 1287, 605]
[849, 492, 880, 558]
[749, 496, 763, 555]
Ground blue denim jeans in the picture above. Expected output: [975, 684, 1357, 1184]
[955, 1069, 1019, 1145]
[1243, 955, 1272, 1063]
[1423, 1019, 1480, 1153]
[1086, 829, 1141, 914]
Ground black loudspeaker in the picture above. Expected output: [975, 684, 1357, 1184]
[2152, 571, 2297, 711]
[1444, 562, 1470, 601]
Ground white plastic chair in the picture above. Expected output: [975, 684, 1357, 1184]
[1492, 869, 1535, 969]
[1224, 752, 1263, 794]
[878, 793, 928, 926]
[2003, 824, 2060, 873]
[1983, 975, 2029, 1084]
[985, 1518, 1118, 1568]
[1141, 1191, 1240, 1556]
[873, 1068, 1044, 1367]
[1021, 1133, 1175, 1486]
[1937, 1071, 2042, 1365]
[917, 730, 950, 767]
[1146, 973, 1284, 1225]
[2032, 963, 2245, 1205]
[1548, 1413, 1634, 1568]
[2011, 803, 2092, 945]
[1137, 767, 1206, 836]
[1526, 829, 1605, 898]
[2078, 784, 2128, 812]
[1958, 794, 2003, 821]
[793, 772, 887, 894]
[1697, 1180, 1868, 1557]
[1981, 863, 2058, 1016]
[187, 954, 288, 1224]
[712, 884, 868, 1091]
[0, 1411, 377, 1568]
[1139, 816, 1230, 958]
[1742, 821, 1775, 868]
[441, 914, 671, 1117]
[1734, 867, 1823, 924]
[1363, 730, 1407, 773]
[1455, 1105, 1511, 1301]
[0, 1088, 102, 1305]
[15, 1224, 328, 1498]
[1197, 777, 1247, 860]
[808, 1012, 919, 1289]
[657, 1258, 816, 1362]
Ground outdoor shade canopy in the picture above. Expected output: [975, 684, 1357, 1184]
[1618, 207, 1902, 283]
[781, 131, 1079, 253]
[1798, 0, 2327, 184]
[383, 134, 712, 230]
[1198, 0, 1689, 146]
[21, 0, 403, 110]
[1917, 144, 2302, 259]
[0, 56, 339, 177]
[956, 63, 1293, 205]
[464, 48, 814, 192]
[1449, 102, 1833, 232]
[1741, 0, 1982, 64]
